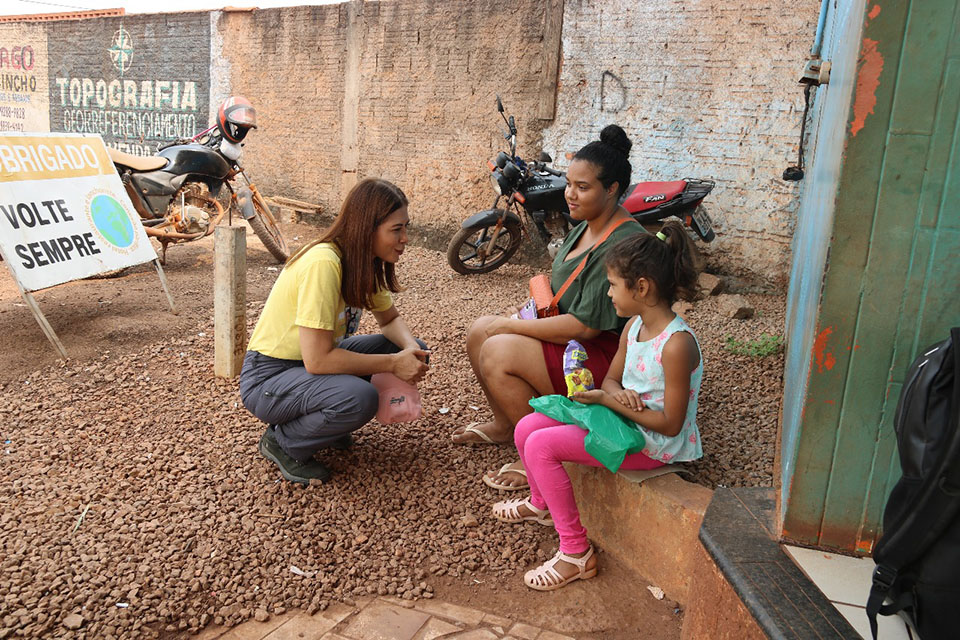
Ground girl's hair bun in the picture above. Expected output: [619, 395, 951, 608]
[599, 124, 632, 156]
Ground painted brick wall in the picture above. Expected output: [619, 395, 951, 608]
[543, 0, 819, 283]
[46, 13, 210, 157]
[0, 23, 49, 133]
[6, 0, 815, 280]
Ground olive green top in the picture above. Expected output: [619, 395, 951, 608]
[550, 218, 645, 332]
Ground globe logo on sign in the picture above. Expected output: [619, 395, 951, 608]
[90, 194, 134, 248]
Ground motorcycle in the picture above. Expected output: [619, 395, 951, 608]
[446, 97, 716, 275]
[107, 96, 288, 264]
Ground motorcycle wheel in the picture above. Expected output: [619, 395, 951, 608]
[447, 220, 522, 275]
[247, 191, 289, 263]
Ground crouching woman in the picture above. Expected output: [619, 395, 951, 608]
[240, 179, 429, 485]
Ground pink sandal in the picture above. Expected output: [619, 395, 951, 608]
[491, 497, 553, 526]
[524, 546, 597, 591]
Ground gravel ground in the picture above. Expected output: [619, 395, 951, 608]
[0, 243, 783, 638]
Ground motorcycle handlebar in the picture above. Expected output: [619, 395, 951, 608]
[529, 161, 563, 178]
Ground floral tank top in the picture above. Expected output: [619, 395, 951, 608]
[620, 314, 703, 463]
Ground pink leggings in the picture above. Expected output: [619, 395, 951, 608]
[516, 411, 664, 554]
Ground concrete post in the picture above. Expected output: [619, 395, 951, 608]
[340, 0, 364, 199]
[538, 0, 565, 120]
[214, 225, 246, 378]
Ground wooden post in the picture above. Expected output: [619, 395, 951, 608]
[3, 260, 68, 359]
[214, 225, 246, 378]
[21, 290, 68, 359]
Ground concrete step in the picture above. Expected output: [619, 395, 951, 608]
[566, 464, 713, 604]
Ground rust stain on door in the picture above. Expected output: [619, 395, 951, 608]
[812, 326, 837, 373]
[851, 38, 884, 137]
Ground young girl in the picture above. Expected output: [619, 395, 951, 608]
[491, 220, 703, 590]
[240, 179, 429, 485]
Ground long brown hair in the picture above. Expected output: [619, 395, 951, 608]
[605, 221, 702, 304]
[285, 178, 408, 308]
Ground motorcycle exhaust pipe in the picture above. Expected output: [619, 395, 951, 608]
[143, 226, 207, 241]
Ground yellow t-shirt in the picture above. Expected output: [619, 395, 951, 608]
[247, 243, 393, 360]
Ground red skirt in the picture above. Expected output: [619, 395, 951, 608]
[541, 331, 621, 395]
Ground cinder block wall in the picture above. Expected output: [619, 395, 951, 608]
[543, 0, 818, 284]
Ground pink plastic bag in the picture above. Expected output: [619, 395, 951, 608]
[371, 373, 422, 424]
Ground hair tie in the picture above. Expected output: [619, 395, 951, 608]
[656, 231, 667, 241]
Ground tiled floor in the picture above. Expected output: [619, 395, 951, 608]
[194, 596, 576, 640]
[783, 546, 915, 640]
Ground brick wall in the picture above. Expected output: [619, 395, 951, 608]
[217, 0, 552, 225]
[0, 23, 49, 133]
[46, 13, 210, 156]
[216, 5, 348, 214]
[353, 0, 549, 222]
[9, 0, 816, 280]
[543, 0, 819, 283]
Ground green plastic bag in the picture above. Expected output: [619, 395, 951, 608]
[528, 395, 646, 473]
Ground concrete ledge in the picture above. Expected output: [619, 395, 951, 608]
[680, 542, 767, 640]
[689, 488, 860, 639]
[566, 464, 713, 604]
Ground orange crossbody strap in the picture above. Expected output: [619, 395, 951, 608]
[549, 217, 632, 308]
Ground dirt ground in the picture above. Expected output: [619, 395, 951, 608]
[0, 221, 784, 638]
[0, 229, 283, 381]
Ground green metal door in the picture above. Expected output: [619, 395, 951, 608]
[781, 0, 960, 553]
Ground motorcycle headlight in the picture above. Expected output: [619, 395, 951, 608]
[219, 139, 242, 162]
[490, 172, 502, 196]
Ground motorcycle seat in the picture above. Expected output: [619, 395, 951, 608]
[621, 180, 687, 211]
[107, 147, 167, 172]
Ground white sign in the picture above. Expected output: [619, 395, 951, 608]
[0, 132, 156, 292]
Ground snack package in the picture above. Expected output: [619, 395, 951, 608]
[516, 298, 538, 320]
[563, 340, 594, 397]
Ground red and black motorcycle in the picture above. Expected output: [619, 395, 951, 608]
[447, 97, 715, 275]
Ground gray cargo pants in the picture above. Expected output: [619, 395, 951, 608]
[239, 334, 426, 461]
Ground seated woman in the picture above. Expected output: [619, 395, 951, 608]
[452, 125, 644, 491]
[240, 179, 429, 485]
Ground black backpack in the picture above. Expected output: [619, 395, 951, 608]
[867, 328, 960, 640]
